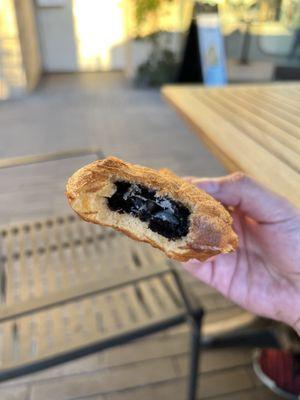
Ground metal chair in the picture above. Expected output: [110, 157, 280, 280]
[0, 149, 204, 400]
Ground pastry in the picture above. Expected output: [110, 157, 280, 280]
[66, 157, 238, 262]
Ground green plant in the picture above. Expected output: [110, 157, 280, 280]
[132, 0, 178, 86]
[135, 46, 178, 86]
[134, 0, 174, 34]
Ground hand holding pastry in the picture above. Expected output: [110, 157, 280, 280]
[184, 173, 300, 334]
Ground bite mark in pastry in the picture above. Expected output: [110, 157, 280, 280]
[66, 157, 238, 262]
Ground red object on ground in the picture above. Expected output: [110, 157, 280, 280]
[258, 348, 300, 395]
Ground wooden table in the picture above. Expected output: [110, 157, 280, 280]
[162, 83, 300, 207]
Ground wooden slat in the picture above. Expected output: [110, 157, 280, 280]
[53, 218, 81, 288]
[47, 308, 65, 351]
[21, 255, 34, 302]
[84, 224, 103, 270]
[73, 219, 94, 274]
[2, 321, 14, 366]
[207, 89, 300, 150]
[115, 236, 139, 273]
[28, 225, 44, 298]
[36, 312, 54, 356]
[177, 346, 252, 375]
[39, 222, 59, 295]
[97, 293, 121, 334]
[269, 90, 300, 108]
[60, 303, 74, 346]
[137, 278, 178, 317]
[223, 89, 300, 139]
[2, 229, 15, 305]
[63, 219, 83, 283]
[80, 298, 100, 339]
[90, 235, 113, 273]
[29, 357, 178, 399]
[161, 274, 182, 308]
[194, 90, 300, 172]
[128, 242, 150, 271]
[238, 89, 300, 128]
[249, 88, 300, 115]
[27, 317, 39, 360]
[122, 286, 149, 323]
[162, 84, 300, 207]
[273, 87, 300, 102]
[91, 297, 106, 335]
[68, 300, 92, 343]
[120, 290, 139, 326]
[148, 277, 179, 312]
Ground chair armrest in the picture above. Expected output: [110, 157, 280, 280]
[0, 147, 104, 169]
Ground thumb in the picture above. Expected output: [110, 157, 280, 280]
[188, 173, 295, 223]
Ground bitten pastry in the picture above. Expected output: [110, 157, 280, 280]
[66, 157, 238, 262]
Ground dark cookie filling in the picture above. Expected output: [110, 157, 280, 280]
[107, 181, 190, 240]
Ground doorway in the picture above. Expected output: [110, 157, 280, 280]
[36, 0, 127, 72]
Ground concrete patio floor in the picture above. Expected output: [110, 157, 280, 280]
[0, 72, 225, 177]
[0, 73, 278, 399]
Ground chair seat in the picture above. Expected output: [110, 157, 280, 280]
[0, 214, 177, 314]
[0, 215, 198, 381]
[0, 271, 189, 381]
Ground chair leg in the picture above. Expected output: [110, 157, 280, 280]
[187, 312, 202, 400]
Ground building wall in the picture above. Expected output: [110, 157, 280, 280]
[35, 0, 78, 72]
[35, 0, 127, 72]
[0, 0, 39, 99]
[14, 0, 42, 90]
[34, 0, 190, 73]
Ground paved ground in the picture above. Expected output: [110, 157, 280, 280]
[0, 73, 278, 400]
[1, 72, 227, 225]
[0, 72, 225, 176]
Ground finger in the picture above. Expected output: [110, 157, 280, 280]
[190, 173, 295, 223]
[183, 259, 214, 285]
[183, 176, 202, 185]
[183, 252, 238, 298]
[183, 176, 221, 192]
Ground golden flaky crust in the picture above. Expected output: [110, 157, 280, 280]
[66, 157, 238, 261]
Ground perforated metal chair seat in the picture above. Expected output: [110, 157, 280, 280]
[0, 215, 203, 399]
[0, 270, 193, 380]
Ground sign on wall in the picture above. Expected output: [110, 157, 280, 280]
[177, 4, 227, 86]
[197, 13, 227, 86]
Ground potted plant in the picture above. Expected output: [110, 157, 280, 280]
[127, 0, 182, 86]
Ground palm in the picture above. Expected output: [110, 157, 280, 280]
[186, 209, 300, 327]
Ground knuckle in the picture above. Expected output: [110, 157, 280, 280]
[230, 172, 250, 186]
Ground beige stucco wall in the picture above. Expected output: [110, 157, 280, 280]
[34, 0, 192, 73]
[14, 0, 42, 90]
[0, 0, 41, 99]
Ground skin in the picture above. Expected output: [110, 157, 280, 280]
[184, 173, 300, 335]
